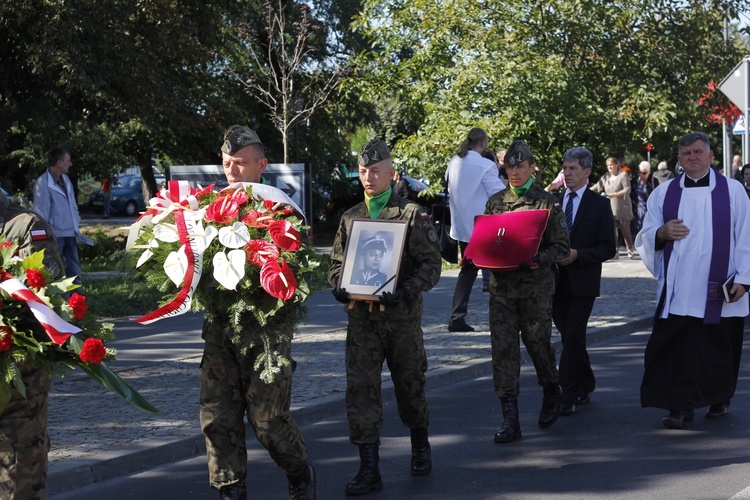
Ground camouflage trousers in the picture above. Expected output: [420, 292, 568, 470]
[0, 369, 51, 500]
[199, 339, 308, 491]
[345, 314, 429, 445]
[489, 292, 559, 398]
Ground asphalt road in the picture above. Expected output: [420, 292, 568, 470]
[50, 329, 750, 500]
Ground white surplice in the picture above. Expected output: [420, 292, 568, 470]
[635, 168, 750, 319]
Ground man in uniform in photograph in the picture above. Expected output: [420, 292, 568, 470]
[350, 235, 389, 287]
[636, 131, 750, 429]
[0, 190, 64, 500]
[329, 139, 441, 496]
[553, 147, 617, 416]
[486, 139, 570, 443]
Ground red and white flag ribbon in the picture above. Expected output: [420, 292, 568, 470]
[141, 180, 213, 222]
[134, 184, 204, 325]
[0, 271, 80, 345]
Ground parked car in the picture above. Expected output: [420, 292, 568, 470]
[325, 174, 446, 221]
[89, 174, 165, 216]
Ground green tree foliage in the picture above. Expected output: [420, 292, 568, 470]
[0, 0, 370, 204]
[0, 0, 241, 196]
[224, 0, 351, 163]
[352, 0, 748, 186]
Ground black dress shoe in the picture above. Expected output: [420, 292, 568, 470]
[573, 393, 590, 405]
[448, 322, 475, 332]
[662, 410, 694, 429]
[560, 403, 576, 416]
[706, 402, 730, 418]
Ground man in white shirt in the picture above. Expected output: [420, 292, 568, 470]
[636, 131, 750, 429]
[446, 127, 505, 332]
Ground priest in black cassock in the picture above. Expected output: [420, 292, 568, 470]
[635, 131, 750, 430]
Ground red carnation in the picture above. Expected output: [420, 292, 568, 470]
[241, 209, 273, 228]
[25, 268, 46, 289]
[260, 258, 298, 300]
[79, 337, 106, 364]
[68, 292, 88, 320]
[0, 326, 13, 352]
[244, 239, 280, 266]
[205, 196, 240, 224]
[268, 220, 301, 251]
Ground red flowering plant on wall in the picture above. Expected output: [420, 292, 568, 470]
[127, 181, 319, 383]
[0, 239, 158, 414]
[699, 80, 742, 125]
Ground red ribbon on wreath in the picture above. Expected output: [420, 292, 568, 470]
[134, 181, 204, 324]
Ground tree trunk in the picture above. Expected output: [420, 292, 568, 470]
[283, 127, 289, 163]
[139, 153, 157, 204]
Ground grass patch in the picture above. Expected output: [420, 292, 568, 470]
[85, 274, 165, 319]
[79, 227, 128, 272]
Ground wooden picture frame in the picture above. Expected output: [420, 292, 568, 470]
[339, 218, 408, 301]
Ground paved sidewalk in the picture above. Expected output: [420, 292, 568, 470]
[47, 253, 656, 495]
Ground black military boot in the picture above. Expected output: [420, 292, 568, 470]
[345, 444, 383, 496]
[219, 482, 247, 500]
[538, 383, 562, 428]
[288, 464, 316, 500]
[410, 427, 432, 476]
[494, 396, 522, 443]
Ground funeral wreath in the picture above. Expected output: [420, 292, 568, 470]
[127, 181, 319, 383]
[0, 239, 158, 414]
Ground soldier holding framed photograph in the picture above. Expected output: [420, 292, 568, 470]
[328, 139, 441, 496]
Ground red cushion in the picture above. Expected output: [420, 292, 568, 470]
[463, 209, 550, 270]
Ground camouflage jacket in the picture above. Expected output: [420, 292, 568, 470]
[0, 193, 64, 280]
[328, 191, 441, 320]
[485, 183, 570, 298]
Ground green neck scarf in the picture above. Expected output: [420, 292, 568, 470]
[510, 177, 535, 197]
[365, 188, 392, 219]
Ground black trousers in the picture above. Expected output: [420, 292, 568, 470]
[449, 241, 478, 325]
[552, 282, 596, 403]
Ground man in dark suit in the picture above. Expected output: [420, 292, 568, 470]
[554, 147, 617, 415]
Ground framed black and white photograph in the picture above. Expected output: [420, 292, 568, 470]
[339, 219, 408, 300]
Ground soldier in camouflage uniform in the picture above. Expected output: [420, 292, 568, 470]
[485, 140, 570, 444]
[328, 140, 441, 496]
[199, 125, 315, 500]
[0, 190, 64, 500]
